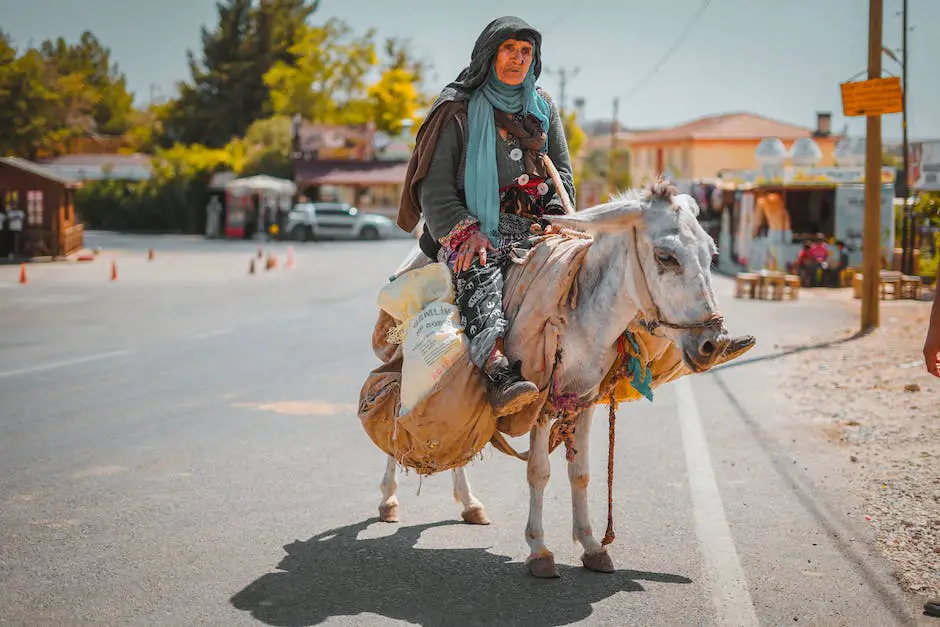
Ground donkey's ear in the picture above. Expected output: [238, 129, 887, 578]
[544, 199, 644, 233]
[674, 193, 700, 218]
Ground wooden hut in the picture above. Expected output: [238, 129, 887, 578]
[0, 157, 84, 259]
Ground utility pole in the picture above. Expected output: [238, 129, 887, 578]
[547, 67, 580, 116]
[900, 0, 913, 275]
[608, 97, 620, 198]
[861, 0, 884, 331]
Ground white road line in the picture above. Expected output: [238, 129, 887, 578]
[190, 328, 234, 340]
[0, 349, 131, 379]
[675, 376, 759, 627]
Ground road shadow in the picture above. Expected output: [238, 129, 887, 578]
[710, 329, 871, 373]
[231, 518, 693, 626]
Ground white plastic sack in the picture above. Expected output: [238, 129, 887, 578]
[377, 263, 468, 415]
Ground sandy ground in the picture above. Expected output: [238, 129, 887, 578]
[783, 286, 940, 600]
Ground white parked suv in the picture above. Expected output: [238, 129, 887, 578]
[285, 202, 396, 241]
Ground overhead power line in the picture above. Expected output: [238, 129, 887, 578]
[541, 2, 582, 36]
[619, 0, 713, 102]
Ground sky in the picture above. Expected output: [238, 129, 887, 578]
[1, 0, 938, 142]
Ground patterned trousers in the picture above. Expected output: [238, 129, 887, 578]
[447, 214, 535, 369]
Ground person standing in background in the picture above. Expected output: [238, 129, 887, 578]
[7, 204, 24, 258]
[924, 285, 940, 378]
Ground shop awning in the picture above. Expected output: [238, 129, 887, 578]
[294, 160, 409, 186]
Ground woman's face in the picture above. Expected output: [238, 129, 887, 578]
[493, 38, 534, 86]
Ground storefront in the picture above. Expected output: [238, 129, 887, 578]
[0, 157, 84, 259]
[715, 166, 896, 273]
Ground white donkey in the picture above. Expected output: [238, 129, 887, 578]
[377, 181, 732, 578]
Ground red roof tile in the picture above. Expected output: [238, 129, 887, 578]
[294, 160, 408, 186]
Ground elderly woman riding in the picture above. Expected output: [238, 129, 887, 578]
[397, 16, 576, 417]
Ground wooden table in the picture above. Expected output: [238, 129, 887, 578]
[756, 270, 787, 300]
[852, 271, 920, 300]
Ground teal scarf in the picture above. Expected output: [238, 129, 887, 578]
[465, 67, 551, 240]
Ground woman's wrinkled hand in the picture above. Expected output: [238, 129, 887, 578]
[455, 230, 494, 273]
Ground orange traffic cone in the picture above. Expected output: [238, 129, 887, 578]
[147, 248, 154, 261]
[18, 263, 27, 285]
[286, 246, 295, 269]
[110, 260, 118, 281]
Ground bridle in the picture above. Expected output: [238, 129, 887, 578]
[629, 226, 725, 335]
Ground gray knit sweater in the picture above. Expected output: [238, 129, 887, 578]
[418, 93, 575, 244]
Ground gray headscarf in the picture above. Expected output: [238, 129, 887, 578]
[429, 16, 543, 114]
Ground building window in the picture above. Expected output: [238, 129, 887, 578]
[27, 190, 43, 226]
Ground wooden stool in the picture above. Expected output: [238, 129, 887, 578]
[839, 267, 856, 288]
[784, 274, 800, 300]
[765, 275, 787, 300]
[880, 270, 902, 300]
[735, 273, 759, 299]
[852, 272, 864, 299]
[900, 275, 922, 300]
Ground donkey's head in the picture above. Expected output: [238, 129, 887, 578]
[546, 180, 729, 373]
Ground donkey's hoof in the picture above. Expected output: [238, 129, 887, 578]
[526, 554, 560, 579]
[581, 550, 615, 573]
[461, 505, 491, 525]
[378, 501, 399, 523]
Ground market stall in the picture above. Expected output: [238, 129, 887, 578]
[223, 175, 297, 240]
[715, 165, 896, 274]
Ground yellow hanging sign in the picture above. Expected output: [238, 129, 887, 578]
[840, 77, 903, 117]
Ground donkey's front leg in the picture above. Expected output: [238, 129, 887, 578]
[378, 455, 400, 523]
[453, 466, 490, 525]
[568, 408, 615, 573]
[525, 417, 559, 578]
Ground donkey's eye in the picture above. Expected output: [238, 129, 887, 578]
[655, 251, 679, 268]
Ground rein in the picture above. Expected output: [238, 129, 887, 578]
[629, 226, 725, 335]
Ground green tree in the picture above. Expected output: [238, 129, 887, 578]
[367, 67, 420, 135]
[161, 0, 254, 146]
[362, 37, 428, 135]
[161, 0, 318, 148]
[0, 40, 62, 158]
[237, 115, 293, 177]
[579, 147, 631, 191]
[264, 18, 377, 124]
[561, 110, 585, 162]
[0, 30, 134, 157]
[39, 31, 134, 134]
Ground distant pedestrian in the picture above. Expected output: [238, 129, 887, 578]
[923, 283, 940, 378]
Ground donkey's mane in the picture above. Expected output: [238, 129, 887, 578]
[610, 176, 680, 206]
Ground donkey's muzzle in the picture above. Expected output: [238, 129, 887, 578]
[682, 329, 731, 373]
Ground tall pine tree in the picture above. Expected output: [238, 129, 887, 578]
[161, 0, 318, 148]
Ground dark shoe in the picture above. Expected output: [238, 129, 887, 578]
[484, 358, 539, 416]
[925, 599, 940, 618]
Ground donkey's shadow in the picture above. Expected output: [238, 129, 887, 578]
[231, 518, 692, 626]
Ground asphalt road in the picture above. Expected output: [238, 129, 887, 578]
[0, 233, 932, 626]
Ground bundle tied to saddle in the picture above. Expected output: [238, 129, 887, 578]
[358, 233, 702, 476]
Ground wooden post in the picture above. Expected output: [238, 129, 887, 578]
[900, 0, 913, 275]
[861, 0, 883, 331]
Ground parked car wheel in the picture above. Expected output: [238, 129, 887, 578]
[359, 225, 380, 241]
